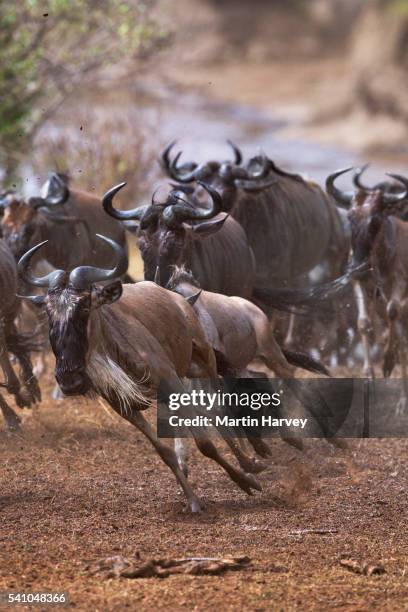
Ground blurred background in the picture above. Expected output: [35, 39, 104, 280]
[1, 0, 408, 205]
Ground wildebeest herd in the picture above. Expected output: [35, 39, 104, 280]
[1, 143, 407, 511]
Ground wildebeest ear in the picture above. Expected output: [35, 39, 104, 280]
[182, 213, 228, 238]
[92, 280, 123, 308]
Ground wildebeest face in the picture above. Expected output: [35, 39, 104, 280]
[138, 215, 227, 288]
[348, 191, 384, 265]
[17, 234, 127, 396]
[45, 280, 123, 396]
[0, 196, 38, 259]
[138, 224, 189, 288]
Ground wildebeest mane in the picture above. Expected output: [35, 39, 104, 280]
[167, 266, 201, 290]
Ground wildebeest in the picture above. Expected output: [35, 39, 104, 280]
[103, 179, 256, 297]
[161, 142, 348, 289]
[18, 235, 263, 511]
[103, 181, 351, 317]
[327, 167, 408, 406]
[0, 239, 40, 429]
[353, 164, 408, 220]
[0, 173, 127, 271]
[166, 266, 329, 378]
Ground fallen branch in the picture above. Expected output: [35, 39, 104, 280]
[87, 554, 251, 579]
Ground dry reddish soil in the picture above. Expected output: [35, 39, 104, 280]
[1, 367, 407, 611]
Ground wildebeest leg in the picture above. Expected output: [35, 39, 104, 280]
[174, 438, 189, 477]
[221, 437, 267, 474]
[8, 330, 41, 404]
[353, 281, 374, 378]
[0, 327, 30, 409]
[259, 331, 295, 378]
[33, 353, 47, 378]
[393, 300, 408, 415]
[284, 313, 296, 347]
[192, 435, 262, 495]
[0, 391, 21, 431]
[109, 401, 202, 513]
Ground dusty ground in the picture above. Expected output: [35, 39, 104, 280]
[1, 368, 407, 611]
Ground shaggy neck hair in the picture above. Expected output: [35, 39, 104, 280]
[166, 266, 201, 291]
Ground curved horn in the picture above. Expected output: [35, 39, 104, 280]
[103, 182, 150, 221]
[383, 173, 408, 204]
[353, 164, 373, 191]
[325, 167, 355, 208]
[69, 234, 128, 290]
[17, 241, 65, 288]
[168, 151, 200, 183]
[161, 140, 177, 172]
[162, 182, 223, 227]
[227, 140, 242, 165]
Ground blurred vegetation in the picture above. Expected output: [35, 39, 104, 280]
[33, 111, 159, 203]
[388, 0, 408, 14]
[0, 0, 167, 182]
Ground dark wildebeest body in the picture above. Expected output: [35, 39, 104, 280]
[162, 143, 348, 288]
[1, 174, 129, 383]
[18, 236, 264, 512]
[103, 182, 349, 319]
[327, 168, 408, 407]
[0, 173, 127, 270]
[0, 239, 40, 429]
[104, 181, 255, 298]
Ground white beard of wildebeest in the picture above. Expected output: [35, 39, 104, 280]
[46, 289, 92, 396]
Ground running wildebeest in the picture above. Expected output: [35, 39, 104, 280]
[161, 142, 349, 290]
[0, 239, 40, 430]
[0, 173, 128, 271]
[353, 164, 408, 221]
[103, 181, 352, 317]
[327, 167, 408, 408]
[1, 173, 131, 385]
[18, 235, 265, 512]
[104, 179, 255, 297]
[166, 266, 329, 378]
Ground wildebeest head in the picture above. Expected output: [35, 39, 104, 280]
[160, 141, 279, 211]
[17, 234, 127, 396]
[0, 173, 70, 259]
[103, 181, 228, 287]
[326, 167, 408, 265]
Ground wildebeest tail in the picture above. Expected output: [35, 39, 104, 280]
[253, 260, 370, 314]
[282, 349, 330, 376]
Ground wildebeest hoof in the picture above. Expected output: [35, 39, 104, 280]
[239, 473, 262, 495]
[363, 366, 375, 379]
[4, 412, 21, 432]
[51, 384, 64, 401]
[14, 389, 33, 409]
[383, 353, 395, 378]
[188, 498, 202, 513]
[245, 458, 268, 474]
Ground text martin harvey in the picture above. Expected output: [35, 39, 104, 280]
[168, 415, 308, 429]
